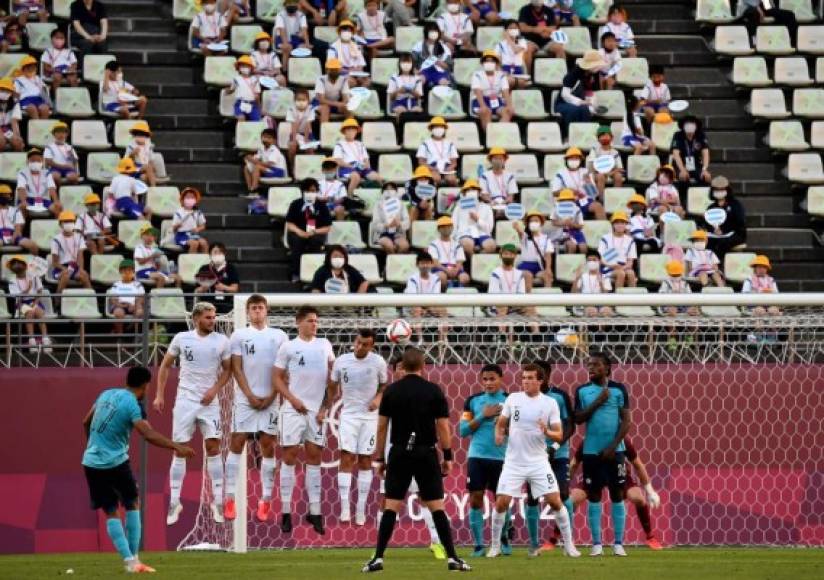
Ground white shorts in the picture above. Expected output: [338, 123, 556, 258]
[279, 408, 326, 447]
[496, 461, 559, 498]
[338, 413, 378, 455]
[233, 399, 279, 436]
[172, 398, 221, 443]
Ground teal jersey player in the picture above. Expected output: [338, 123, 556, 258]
[82, 388, 144, 469]
[545, 386, 573, 459]
[460, 390, 508, 461]
[575, 380, 629, 455]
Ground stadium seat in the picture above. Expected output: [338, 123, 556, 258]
[700, 286, 741, 317]
[543, 154, 566, 182]
[818, 58, 824, 83]
[748, 88, 791, 119]
[370, 58, 398, 86]
[410, 220, 437, 250]
[756, 26, 794, 56]
[146, 187, 181, 218]
[616, 287, 657, 317]
[262, 88, 295, 119]
[204, 57, 238, 87]
[90, 254, 122, 285]
[0, 54, 26, 78]
[774, 57, 812, 86]
[363, 122, 400, 152]
[235, 121, 267, 151]
[651, 120, 678, 151]
[511, 90, 547, 121]
[113, 120, 141, 149]
[395, 26, 422, 53]
[582, 220, 610, 250]
[732, 57, 772, 87]
[55, 87, 94, 118]
[327, 221, 366, 249]
[26, 23, 58, 52]
[83, 54, 115, 84]
[71, 120, 111, 151]
[437, 187, 459, 214]
[604, 188, 637, 215]
[26, 120, 55, 149]
[807, 186, 824, 217]
[766, 121, 809, 151]
[118, 220, 152, 251]
[294, 155, 324, 180]
[267, 186, 301, 218]
[150, 288, 188, 319]
[446, 286, 478, 318]
[427, 89, 466, 120]
[53, 0, 72, 19]
[353, 90, 384, 120]
[453, 58, 479, 88]
[385, 254, 416, 285]
[712, 26, 754, 56]
[320, 122, 343, 150]
[349, 254, 382, 284]
[617, 58, 649, 88]
[485, 122, 524, 151]
[521, 187, 554, 216]
[533, 287, 571, 318]
[555, 254, 585, 284]
[663, 220, 697, 248]
[506, 154, 541, 185]
[447, 122, 483, 152]
[402, 122, 429, 152]
[355, 188, 381, 217]
[86, 153, 120, 183]
[782, 0, 817, 22]
[231, 25, 264, 54]
[787, 153, 824, 184]
[627, 155, 661, 183]
[494, 221, 519, 247]
[793, 88, 824, 118]
[178, 254, 212, 285]
[564, 26, 592, 56]
[534, 58, 567, 87]
[593, 90, 626, 120]
[811, 121, 824, 149]
[476, 27, 504, 52]
[299, 253, 324, 284]
[59, 185, 93, 214]
[568, 122, 598, 151]
[61, 289, 102, 319]
[255, 0, 282, 22]
[526, 122, 564, 153]
[724, 252, 758, 283]
[0, 152, 26, 182]
[470, 254, 501, 285]
[798, 25, 824, 55]
[378, 154, 413, 184]
[30, 220, 59, 251]
[696, 0, 735, 24]
[373, 286, 398, 319]
[0, 290, 10, 319]
[639, 254, 669, 284]
[687, 187, 711, 216]
[173, 0, 199, 20]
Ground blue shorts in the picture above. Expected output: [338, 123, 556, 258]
[105, 101, 139, 113]
[554, 9, 575, 24]
[115, 196, 144, 219]
[421, 65, 451, 86]
[459, 234, 491, 248]
[338, 166, 371, 180]
[502, 65, 525, 75]
[471, 95, 506, 115]
[52, 264, 79, 280]
[391, 96, 420, 111]
[234, 100, 261, 121]
[466, 457, 504, 493]
[20, 96, 45, 108]
[565, 229, 586, 244]
[642, 102, 668, 112]
[275, 35, 305, 50]
[50, 167, 76, 178]
[137, 268, 162, 280]
[365, 38, 383, 45]
[310, 98, 345, 115]
[622, 134, 648, 147]
[466, 1, 494, 17]
[261, 167, 286, 178]
[517, 261, 542, 276]
[26, 198, 52, 209]
[174, 231, 201, 246]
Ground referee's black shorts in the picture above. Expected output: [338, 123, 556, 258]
[385, 446, 444, 502]
[83, 460, 139, 513]
[466, 457, 504, 493]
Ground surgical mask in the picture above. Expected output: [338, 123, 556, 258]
[183, 197, 196, 209]
[86, 204, 99, 214]
[204, 4, 216, 13]
[658, 175, 670, 185]
[432, 127, 445, 138]
[61, 222, 74, 233]
[0, 91, 9, 101]
[428, 30, 440, 41]
[340, 30, 353, 42]
[508, 29, 520, 39]
[483, 61, 496, 72]
[296, 99, 308, 110]
[464, 189, 479, 199]
[304, 191, 318, 203]
[322, 171, 336, 181]
[598, 135, 612, 146]
[447, 2, 460, 13]
[53, 38, 65, 49]
[491, 158, 504, 170]
[712, 190, 727, 200]
[566, 159, 581, 170]
[331, 256, 345, 269]
[693, 241, 706, 251]
[259, 41, 270, 50]
[400, 62, 413, 73]
[587, 260, 599, 272]
[419, 266, 431, 276]
[240, 66, 252, 75]
[211, 253, 226, 266]
[502, 257, 515, 267]
[28, 162, 42, 172]
[528, 221, 541, 233]
[684, 123, 696, 134]
[286, 5, 298, 14]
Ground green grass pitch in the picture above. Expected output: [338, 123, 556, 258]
[1, 547, 822, 580]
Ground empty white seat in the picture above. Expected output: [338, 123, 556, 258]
[203, 56, 236, 86]
[527, 122, 564, 152]
[506, 154, 542, 185]
[807, 186, 824, 217]
[732, 56, 772, 87]
[713, 26, 754, 56]
[696, 0, 735, 23]
[767, 120, 809, 151]
[448, 122, 483, 152]
[756, 26, 794, 56]
[748, 88, 791, 119]
[55, 87, 94, 117]
[787, 153, 824, 184]
[534, 58, 567, 87]
[811, 121, 824, 149]
[793, 88, 824, 118]
[616, 287, 657, 317]
[774, 57, 812, 86]
[617, 58, 649, 88]
[701, 286, 741, 318]
[511, 90, 547, 120]
[798, 25, 824, 55]
[485, 122, 524, 151]
[70, 120, 110, 150]
[362, 122, 400, 152]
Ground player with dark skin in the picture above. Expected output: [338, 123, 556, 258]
[574, 355, 631, 461]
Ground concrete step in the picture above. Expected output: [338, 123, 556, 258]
[109, 35, 179, 50]
[748, 214, 813, 228]
[165, 163, 240, 182]
[152, 130, 228, 149]
[634, 35, 710, 56]
[666, 67, 731, 87]
[704, 163, 776, 182]
[747, 228, 817, 248]
[235, 263, 290, 281]
[146, 115, 225, 130]
[244, 281, 301, 292]
[235, 247, 288, 262]
[742, 196, 795, 215]
[109, 18, 173, 34]
[147, 98, 210, 116]
[125, 67, 199, 86]
[206, 228, 274, 247]
[201, 197, 249, 214]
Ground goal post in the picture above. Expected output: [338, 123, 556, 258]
[176, 292, 824, 552]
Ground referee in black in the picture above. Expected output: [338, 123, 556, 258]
[362, 348, 471, 573]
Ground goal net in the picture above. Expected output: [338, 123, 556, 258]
[178, 292, 824, 551]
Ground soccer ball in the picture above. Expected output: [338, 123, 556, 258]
[555, 328, 580, 347]
[386, 319, 413, 344]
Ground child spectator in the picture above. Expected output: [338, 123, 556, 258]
[194, 242, 240, 312]
[626, 193, 661, 254]
[600, 5, 637, 57]
[310, 244, 369, 293]
[372, 182, 410, 254]
[243, 128, 288, 195]
[513, 211, 554, 288]
[15, 55, 50, 119]
[405, 252, 445, 338]
[327, 20, 368, 86]
[387, 52, 423, 116]
[333, 118, 382, 194]
[488, 244, 538, 331]
[452, 178, 496, 256]
[586, 126, 624, 197]
[313, 58, 351, 124]
[109, 157, 150, 220]
[638, 65, 670, 124]
[598, 211, 637, 288]
[6, 254, 51, 352]
[742, 255, 781, 316]
[225, 0, 252, 25]
[685, 229, 724, 287]
[551, 147, 606, 220]
[549, 0, 579, 26]
[467, 0, 500, 25]
[621, 95, 654, 155]
[572, 251, 614, 317]
[44, 122, 80, 187]
[100, 61, 147, 119]
[50, 210, 92, 294]
[404, 166, 436, 221]
[125, 121, 160, 187]
[551, 188, 587, 254]
[192, 0, 229, 55]
[301, 0, 348, 27]
[13, 0, 48, 25]
[108, 259, 145, 335]
[658, 260, 699, 317]
[172, 187, 209, 254]
[438, 0, 476, 55]
[41, 29, 79, 93]
[133, 224, 181, 288]
[17, 148, 60, 218]
[645, 165, 684, 217]
[0, 185, 37, 254]
[285, 88, 317, 168]
[598, 32, 622, 90]
[479, 147, 517, 210]
[3, 21, 21, 52]
[250, 32, 286, 87]
[285, 178, 332, 282]
[495, 20, 532, 89]
[357, 0, 395, 60]
[412, 23, 453, 88]
[416, 116, 458, 185]
[428, 215, 470, 288]
[228, 55, 262, 122]
[0, 77, 24, 151]
[275, 0, 312, 69]
[470, 51, 513, 131]
[517, 0, 566, 59]
[318, 157, 348, 220]
[76, 192, 113, 255]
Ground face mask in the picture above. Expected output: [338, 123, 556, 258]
[204, 4, 216, 13]
[587, 260, 599, 272]
[503, 29, 518, 40]
[432, 127, 446, 138]
[331, 256, 345, 269]
[340, 31, 353, 42]
[598, 136, 612, 146]
[684, 123, 696, 134]
[0, 91, 9, 101]
[259, 41, 270, 50]
[483, 61, 496, 72]
[528, 221, 541, 233]
[239, 67, 251, 75]
[502, 257, 515, 266]
[693, 241, 706, 251]
[132, 136, 147, 146]
[322, 171, 336, 180]
[183, 197, 196, 209]
[491, 158, 504, 170]
[86, 204, 99, 214]
[658, 175, 670, 185]
[286, 5, 298, 14]
[304, 192, 318, 203]
[28, 162, 42, 172]
[464, 189, 479, 199]
[712, 190, 727, 200]
[61, 222, 74, 233]
[400, 62, 413, 73]
[566, 159, 581, 170]
[428, 30, 440, 41]
[296, 99, 308, 110]
[211, 253, 226, 266]
[419, 266, 431, 276]
[447, 2, 460, 12]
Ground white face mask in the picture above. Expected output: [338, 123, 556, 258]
[400, 62, 413, 73]
[447, 2, 460, 12]
[211, 253, 226, 266]
[528, 221, 541, 233]
[28, 161, 42, 172]
[340, 30, 353, 42]
[712, 190, 727, 200]
[693, 241, 706, 251]
[204, 4, 216, 13]
[587, 260, 599, 272]
[259, 41, 270, 50]
[428, 30, 440, 41]
[566, 159, 581, 170]
[508, 28, 520, 39]
[432, 127, 445, 138]
[304, 192, 318, 203]
[239, 66, 251, 75]
[0, 91, 9, 101]
[61, 222, 74, 233]
[483, 61, 496, 72]
[331, 256, 345, 269]
[684, 123, 696, 134]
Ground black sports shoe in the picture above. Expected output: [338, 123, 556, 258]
[447, 558, 472, 572]
[306, 513, 325, 535]
[361, 557, 384, 573]
[280, 513, 292, 534]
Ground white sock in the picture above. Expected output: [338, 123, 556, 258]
[553, 505, 575, 549]
[376, 509, 383, 530]
[490, 510, 506, 550]
[169, 457, 186, 505]
[421, 507, 439, 544]
[206, 455, 224, 506]
[337, 472, 352, 509]
[280, 464, 296, 514]
[225, 452, 242, 498]
[356, 470, 373, 516]
[260, 457, 277, 500]
[307, 465, 322, 515]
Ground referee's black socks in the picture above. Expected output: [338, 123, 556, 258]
[375, 509, 397, 558]
[431, 509, 458, 561]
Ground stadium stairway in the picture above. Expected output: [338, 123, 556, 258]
[105, 0, 822, 292]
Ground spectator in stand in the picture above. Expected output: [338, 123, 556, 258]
[438, 0, 477, 55]
[551, 188, 587, 254]
[598, 211, 637, 289]
[638, 65, 670, 124]
[467, 0, 500, 25]
[513, 211, 554, 289]
[554, 50, 606, 135]
[333, 118, 382, 194]
[488, 244, 538, 332]
[243, 128, 288, 195]
[310, 244, 369, 293]
[658, 260, 699, 317]
[405, 252, 446, 340]
[599, 5, 637, 57]
[17, 148, 60, 219]
[385, 0, 415, 29]
[224, 0, 251, 24]
[109, 157, 150, 220]
[738, 0, 797, 45]
[327, 20, 369, 87]
[452, 178, 496, 257]
[626, 194, 661, 255]
[13, 0, 49, 24]
[301, 0, 348, 26]
[318, 157, 348, 220]
[227, 56, 262, 122]
[412, 22, 454, 88]
[108, 259, 145, 335]
[622, 95, 654, 156]
[100, 61, 148, 119]
[0, 77, 24, 152]
[286, 178, 332, 282]
[0, 185, 37, 254]
[44, 122, 81, 187]
[704, 175, 747, 261]
[172, 187, 209, 254]
[743, 255, 781, 317]
[372, 182, 410, 255]
[133, 224, 181, 288]
[551, 147, 606, 220]
[2, 21, 22, 52]
[671, 115, 711, 195]
[572, 250, 614, 317]
[518, 0, 566, 59]
[75, 192, 113, 255]
[70, 0, 109, 56]
[470, 51, 513, 131]
[479, 147, 517, 212]
[194, 242, 239, 312]
[15, 55, 50, 119]
[685, 230, 724, 288]
[598, 32, 621, 90]
[191, 0, 229, 56]
[428, 216, 471, 288]
[416, 116, 458, 186]
[314, 58, 351, 124]
[250, 32, 286, 87]
[125, 121, 160, 187]
[41, 29, 79, 94]
[645, 165, 684, 218]
[51, 210, 92, 294]
[586, 125, 624, 197]
[357, 0, 395, 60]
[388, 52, 424, 116]
[276, 0, 313, 69]
[549, 0, 578, 26]
[404, 166, 436, 221]
[496, 19, 533, 89]
[285, 88, 317, 170]
[6, 254, 51, 352]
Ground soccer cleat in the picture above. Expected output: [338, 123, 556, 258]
[470, 547, 485, 558]
[211, 503, 225, 524]
[280, 513, 293, 533]
[590, 544, 603, 557]
[340, 505, 351, 523]
[430, 542, 446, 560]
[527, 547, 541, 558]
[564, 545, 581, 558]
[224, 498, 237, 521]
[500, 542, 512, 556]
[361, 557, 384, 573]
[256, 500, 271, 522]
[486, 545, 501, 558]
[447, 558, 471, 572]
[166, 502, 183, 526]
[613, 544, 628, 557]
[306, 514, 325, 535]
[539, 542, 556, 552]
[646, 537, 663, 550]
[355, 513, 366, 526]
[126, 562, 156, 574]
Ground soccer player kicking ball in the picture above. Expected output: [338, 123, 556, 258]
[330, 329, 388, 525]
[274, 305, 335, 535]
[487, 364, 580, 559]
[574, 352, 631, 556]
[225, 294, 288, 522]
[155, 302, 232, 525]
[459, 364, 509, 557]
[82, 366, 195, 574]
